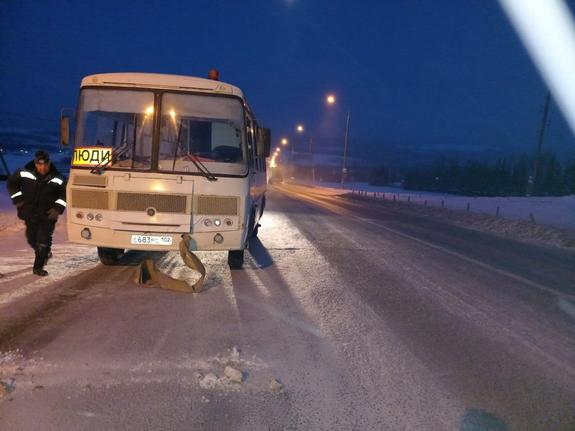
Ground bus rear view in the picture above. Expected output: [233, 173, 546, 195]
[63, 73, 270, 268]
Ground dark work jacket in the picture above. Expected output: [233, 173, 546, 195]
[6, 160, 67, 221]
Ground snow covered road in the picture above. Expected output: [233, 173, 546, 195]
[0, 184, 574, 430]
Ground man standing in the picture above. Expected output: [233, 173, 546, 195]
[7, 150, 66, 276]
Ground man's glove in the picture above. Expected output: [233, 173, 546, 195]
[15, 201, 24, 208]
[47, 208, 60, 221]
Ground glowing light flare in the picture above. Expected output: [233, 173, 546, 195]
[281, 138, 288, 145]
[145, 105, 154, 115]
[498, 0, 575, 136]
[151, 182, 166, 192]
[296, 124, 304, 133]
[326, 94, 336, 105]
[168, 108, 178, 128]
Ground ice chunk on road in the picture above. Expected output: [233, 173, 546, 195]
[270, 378, 283, 391]
[198, 373, 219, 389]
[224, 366, 243, 383]
[230, 346, 240, 362]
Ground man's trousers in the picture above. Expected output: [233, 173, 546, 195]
[25, 218, 56, 270]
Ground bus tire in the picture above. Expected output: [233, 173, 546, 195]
[97, 247, 124, 265]
[228, 249, 244, 269]
[260, 195, 266, 217]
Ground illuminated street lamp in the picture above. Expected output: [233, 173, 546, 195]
[281, 138, 288, 146]
[326, 93, 351, 189]
[296, 123, 315, 185]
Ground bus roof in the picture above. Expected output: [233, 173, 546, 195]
[80, 73, 244, 98]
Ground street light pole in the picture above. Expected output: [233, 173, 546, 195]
[341, 110, 351, 188]
[309, 137, 315, 185]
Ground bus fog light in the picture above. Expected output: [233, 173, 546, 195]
[76, 211, 84, 219]
[214, 219, 221, 227]
[95, 213, 103, 222]
[81, 228, 92, 240]
[86, 213, 94, 221]
[224, 218, 233, 226]
[213, 233, 224, 244]
[204, 219, 213, 227]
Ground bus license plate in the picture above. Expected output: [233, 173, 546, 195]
[130, 235, 173, 246]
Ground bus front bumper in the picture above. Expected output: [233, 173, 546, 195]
[67, 224, 246, 251]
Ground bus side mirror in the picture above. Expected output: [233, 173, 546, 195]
[261, 128, 271, 158]
[60, 108, 75, 147]
[60, 116, 70, 147]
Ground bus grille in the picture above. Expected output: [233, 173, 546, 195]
[72, 175, 107, 187]
[195, 196, 238, 215]
[71, 189, 109, 209]
[116, 192, 187, 213]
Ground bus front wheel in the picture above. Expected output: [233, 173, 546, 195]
[228, 249, 244, 269]
[97, 247, 124, 265]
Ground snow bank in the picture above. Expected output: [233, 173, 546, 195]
[0, 188, 21, 234]
[308, 181, 575, 231]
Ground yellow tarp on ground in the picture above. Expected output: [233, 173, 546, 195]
[130, 234, 206, 293]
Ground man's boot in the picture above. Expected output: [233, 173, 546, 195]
[33, 245, 49, 276]
[44, 250, 53, 266]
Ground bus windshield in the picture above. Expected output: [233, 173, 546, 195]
[158, 93, 246, 176]
[75, 89, 155, 170]
[75, 89, 247, 176]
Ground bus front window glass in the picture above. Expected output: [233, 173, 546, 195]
[158, 93, 247, 175]
[75, 89, 154, 170]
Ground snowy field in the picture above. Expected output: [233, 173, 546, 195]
[305, 181, 575, 231]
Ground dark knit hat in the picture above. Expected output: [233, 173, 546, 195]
[35, 150, 50, 163]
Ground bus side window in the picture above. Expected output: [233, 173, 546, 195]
[253, 122, 262, 171]
[245, 116, 256, 169]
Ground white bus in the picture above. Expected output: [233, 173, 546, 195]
[61, 73, 270, 268]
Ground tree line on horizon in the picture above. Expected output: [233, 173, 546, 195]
[369, 153, 575, 196]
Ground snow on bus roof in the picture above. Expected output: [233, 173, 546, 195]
[80, 73, 244, 98]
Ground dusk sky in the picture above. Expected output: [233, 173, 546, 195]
[1, 0, 574, 163]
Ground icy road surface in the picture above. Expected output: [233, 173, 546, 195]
[0, 183, 574, 430]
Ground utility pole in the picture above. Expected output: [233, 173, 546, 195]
[309, 137, 315, 185]
[340, 110, 351, 188]
[527, 91, 551, 196]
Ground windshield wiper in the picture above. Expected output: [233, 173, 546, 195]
[189, 155, 218, 182]
[90, 144, 130, 175]
[172, 122, 217, 182]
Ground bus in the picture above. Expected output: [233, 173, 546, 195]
[61, 73, 270, 269]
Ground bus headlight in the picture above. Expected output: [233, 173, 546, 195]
[204, 219, 213, 227]
[95, 213, 103, 222]
[81, 228, 91, 240]
[213, 233, 224, 244]
[214, 219, 221, 227]
[86, 213, 94, 221]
